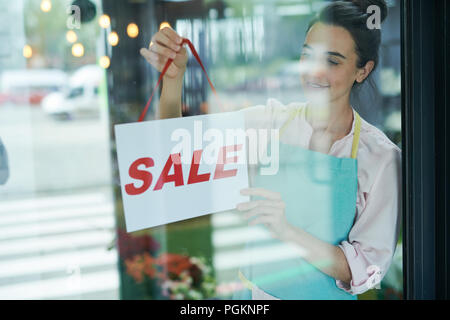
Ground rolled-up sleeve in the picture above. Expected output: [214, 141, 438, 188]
[336, 146, 402, 295]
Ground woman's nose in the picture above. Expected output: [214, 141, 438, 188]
[310, 60, 328, 78]
[300, 58, 327, 79]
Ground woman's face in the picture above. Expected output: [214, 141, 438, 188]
[299, 22, 364, 104]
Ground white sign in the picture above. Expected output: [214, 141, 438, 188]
[115, 112, 249, 232]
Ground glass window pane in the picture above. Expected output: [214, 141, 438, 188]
[0, 0, 402, 300]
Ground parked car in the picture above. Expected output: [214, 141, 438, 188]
[0, 69, 68, 106]
[42, 65, 103, 119]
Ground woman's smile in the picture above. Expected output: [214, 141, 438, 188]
[305, 81, 331, 89]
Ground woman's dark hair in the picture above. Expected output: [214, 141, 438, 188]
[307, 0, 388, 86]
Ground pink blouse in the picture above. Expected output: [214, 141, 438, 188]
[241, 98, 402, 297]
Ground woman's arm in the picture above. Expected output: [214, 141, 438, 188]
[336, 146, 402, 294]
[282, 223, 352, 283]
[140, 27, 188, 120]
[158, 73, 185, 119]
[237, 187, 352, 284]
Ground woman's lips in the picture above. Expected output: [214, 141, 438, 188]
[305, 81, 330, 89]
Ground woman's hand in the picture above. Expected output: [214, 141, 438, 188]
[140, 27, 188, 79]
[238, 188, 353, 283]
[237, 187, 291, 240]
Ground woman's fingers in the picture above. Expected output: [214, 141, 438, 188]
[140, 48, 158, 63]
[152, 31, 181, 53]
[237, 188, 287, 232]
[243, 206, 280, 220]
[140, 48, 160, 71]
[149, 41, 177, 60]
[165, 62, 181, 78]
[240, 188, 282, 201]
[139, 48, 180, 78]
[140, 28, 188, 78]
[160, 26, 183, 45]
[157, 28, 188, 69]
[237, 199, 285, 211]
[140, 48, 166, 68]
[140, 47, 151, 60]
[172, 46, 188, 68]
[248, 215, 275, 226]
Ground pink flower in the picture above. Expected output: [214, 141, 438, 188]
[117, 229, 160, 260]
[124, 255, 144, 283]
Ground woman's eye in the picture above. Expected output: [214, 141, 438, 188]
[327, 59, 339, 66]
[301, 52, 311, 58]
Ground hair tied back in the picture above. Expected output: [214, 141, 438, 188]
[347, 0, 388, 23]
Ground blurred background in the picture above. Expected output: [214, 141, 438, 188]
[0, 0, 402, 300]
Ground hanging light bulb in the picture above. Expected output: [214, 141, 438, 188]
[40, 0, 52, 12]
[99, 14, 111, 29]
[99, 56, 110, 69]
[66, 30, 77, 43]
[72, 43, 84, 57]
[23, 45, 33, 58]
[159, 22, 172, 30]
[127, 23, 139, 38]
[108, 31, 119, 46]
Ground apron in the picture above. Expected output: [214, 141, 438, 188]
[236, 106, 361, 300]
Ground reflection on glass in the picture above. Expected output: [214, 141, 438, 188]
[0, 0, 114, 299]
[0, 0, 402, 300]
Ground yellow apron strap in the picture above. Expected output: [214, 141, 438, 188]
[279, 107, 301, 137]
[238, 270, 254, 290]
[280, 107, 361, 159]
[351, 111, 361, 159]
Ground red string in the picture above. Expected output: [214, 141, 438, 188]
[138, 38, 223, 122]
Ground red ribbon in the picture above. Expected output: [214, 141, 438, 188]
[138, 38, 223, 122]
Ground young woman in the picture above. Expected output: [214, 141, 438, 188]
[140, 0, 401, 300]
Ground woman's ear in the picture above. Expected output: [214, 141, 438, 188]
[356, 60, 375, 83]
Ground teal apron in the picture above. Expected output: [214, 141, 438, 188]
[237, 106, 362, 300]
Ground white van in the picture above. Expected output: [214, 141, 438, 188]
[42, 65, 103, 119]
[0, 69, 68, 106]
